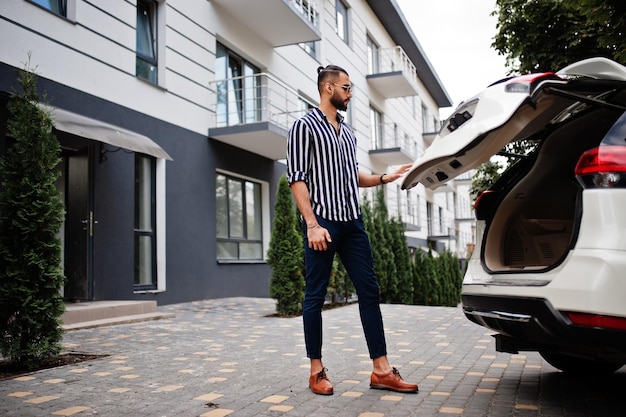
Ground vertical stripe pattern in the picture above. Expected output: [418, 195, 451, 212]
[287, 108, 360, 221]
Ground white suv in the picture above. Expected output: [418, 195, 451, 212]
[402, 57, 626, 374]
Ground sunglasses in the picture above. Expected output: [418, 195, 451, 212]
[328, 82, 353, 93]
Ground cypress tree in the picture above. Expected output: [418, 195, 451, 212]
[389, 216, 412, 304]
[362, 193, 386, 296]
[0, 60, 66, 368]
[373, 189, 397, 303]
[267, 175, 305, 316]
[411, 250, 426, 305]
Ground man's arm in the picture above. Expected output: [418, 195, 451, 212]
[290, 181, 318, 229]
[290, 181, 332, 251]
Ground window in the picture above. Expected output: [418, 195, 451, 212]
[336, 0, 349, 44]
[422, 104, 436, 133]
[427, 201, 434, 235]
[136, 0, 158, 84]
[30, 0, 66, 16]
[215, 44, 261, 127]
[296, 0, 318, 57]
[297, 97, 316, 119]
[367, 35, 379, 74]
[369, 106, 383, 150]
[299, 41, 317, 58]
[216, 173, 263, 260]
[135, 155, 157, 290]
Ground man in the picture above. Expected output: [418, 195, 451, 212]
[286, 64, 418, 395]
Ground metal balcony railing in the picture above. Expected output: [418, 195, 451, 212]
[371, 122, 423, 161]
[209, 72, 316, 131]
[427, 218, 457, 238]
[374, 46, 419, 85]
[455, 202, 474, 220]
[291, 0, 319, 26]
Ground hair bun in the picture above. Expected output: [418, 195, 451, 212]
[317, 66, 325, 74]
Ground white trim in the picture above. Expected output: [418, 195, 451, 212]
[156, 0, 167, 88]
[66, 0, 76, 21]
[156, 158, 167, 291]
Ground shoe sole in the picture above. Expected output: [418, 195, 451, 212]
[370, 383, 418, 393]
[310, 387, 334, 395]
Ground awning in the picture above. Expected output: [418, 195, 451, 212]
[48, 106, 173, 160]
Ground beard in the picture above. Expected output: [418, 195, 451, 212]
[330, 92, 349, 111]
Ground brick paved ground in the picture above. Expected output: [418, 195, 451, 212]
[2, 298, 626, 416]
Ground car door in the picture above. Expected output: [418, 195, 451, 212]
[402, 58, 626, 191]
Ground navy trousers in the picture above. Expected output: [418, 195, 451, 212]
[302, 215, 387, 360]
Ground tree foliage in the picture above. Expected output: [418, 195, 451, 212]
[267, 175, 305, 316]
[389, 217, 413, 305]
[493, 0, 626, 75]
[469, 160, 503, 202]
[0, 59, 66, 368]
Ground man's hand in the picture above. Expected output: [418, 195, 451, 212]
[384, 163, 413, 183]
[307, 225, 332, 251]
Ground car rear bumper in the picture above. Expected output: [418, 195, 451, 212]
[462, 294, 626, 362]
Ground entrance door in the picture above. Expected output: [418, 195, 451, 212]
[63, 148, 93, 300]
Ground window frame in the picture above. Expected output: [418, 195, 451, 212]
[336, 0, 349, 44]
[366, 34, 379, 74]
[136, 0, 159, 84]
[28, 0, 66, 16]
[28, 0, 76, 20]
[369, 105, 384, 150]
[133, 156, 166, 294]
[299, 41, 317, 59]
[134, 154, 157, 291]
[216, 171, 269, 263]
[215, 43, 262, 128]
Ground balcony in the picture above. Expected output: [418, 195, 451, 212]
[208, 73, 316, 160]
[369, 123, 422, 165]
[427, 219, 458, 241]
[367, 46, 420, 98]
[212, 0, 321, 47]
[455, 200, 475, 222]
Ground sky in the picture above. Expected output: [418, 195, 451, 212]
[395, 0, 509, 117]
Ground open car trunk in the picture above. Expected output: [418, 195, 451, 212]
[483, 107, 622, 271]
[401, 58, 626, 273]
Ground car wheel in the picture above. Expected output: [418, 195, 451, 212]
[539, 351, 623, 375]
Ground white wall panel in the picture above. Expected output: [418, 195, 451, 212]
[84, 0, 136, 27]
[165, 28, 212, 79]
[163, 65, 210, 109]
[79, 1, 135, 48]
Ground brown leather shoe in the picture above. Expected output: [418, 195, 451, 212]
[309, 367, 333, 395]
[370, 367, 418, 393]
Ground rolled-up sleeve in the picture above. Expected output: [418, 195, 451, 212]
[286, 118, 310, 185]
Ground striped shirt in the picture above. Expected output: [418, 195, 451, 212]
[286, 108, 360, 222]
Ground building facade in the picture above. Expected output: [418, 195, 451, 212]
[0, 0, 473, 305]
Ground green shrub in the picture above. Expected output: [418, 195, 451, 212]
[0, 60, 66, 368]
[267, 175, 305, 316]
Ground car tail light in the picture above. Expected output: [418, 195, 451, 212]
[504, 72, 561, 94]
[567, 312, 626, 331]
[473, 190, 496, 221]
[574, 146, 626, 188]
